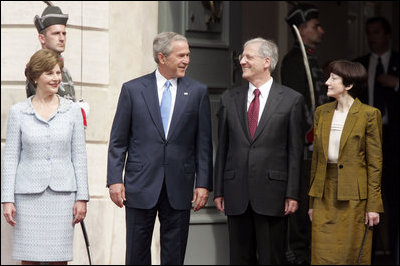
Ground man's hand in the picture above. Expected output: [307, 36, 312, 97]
[284, 198, 298, 215]
[214, 197, 225, 213]
[109, 183, 126, 208]
[192, 188, 209, 212]
[377, 74, 398, 88]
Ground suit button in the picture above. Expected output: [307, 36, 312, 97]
[339, 165, 343, 169]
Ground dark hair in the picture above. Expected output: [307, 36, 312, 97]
[286, 3, 319, 36]
[25, 49, 64, 87]
[366, 16, 391, 34]
[325, 60, 367, 99]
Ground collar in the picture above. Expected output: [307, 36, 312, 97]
[155, 68, 178, 89]
[371, 50, 391, 62]
[22, 94, 72, 115]
[294, 41, 316, 55]
[326, 98, 361, 114]
[248, 77, 273, 98]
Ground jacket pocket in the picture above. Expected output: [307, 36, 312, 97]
[267, 170, 288, 182]
[126, 162, 143, 172]
[224, 170, 235, 180]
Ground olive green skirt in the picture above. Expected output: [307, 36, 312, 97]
[311, 164, 372, 265]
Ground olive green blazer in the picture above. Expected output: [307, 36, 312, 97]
[309, 98, 384, 212]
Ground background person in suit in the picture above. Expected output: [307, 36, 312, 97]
[107, 32, 213, 265]
[308, 60, 384, 265]
[353, 17, 399, 264]
[214, 37, 305, 265]
[1, 49, 89, 265]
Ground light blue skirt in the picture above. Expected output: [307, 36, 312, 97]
[13, 187, 76, 262]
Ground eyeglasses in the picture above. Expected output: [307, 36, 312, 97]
[238, 54, 265, 62]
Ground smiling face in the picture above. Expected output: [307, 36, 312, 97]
[158, 40, 190, 79]
[240, 42, 270, 85]
[39, 24, 67, 54]
[35, 64, 62, 95]
[325, 72, 352, 99]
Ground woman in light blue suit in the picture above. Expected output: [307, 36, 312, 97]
[1, 49, 89, 265]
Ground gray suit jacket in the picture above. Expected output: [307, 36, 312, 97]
[1, 96, 89, 203]
[214, 81, 305, 216]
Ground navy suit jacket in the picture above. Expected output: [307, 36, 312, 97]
[354, 51, 399, 122]
[107, 72, 213, 210]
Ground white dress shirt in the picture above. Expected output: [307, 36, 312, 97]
[247, 77, 273, 123]
[156, 69, 177, 137]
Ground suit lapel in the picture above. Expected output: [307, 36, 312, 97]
[141, 73, 165, 140]
[338, 99, 361, 158]
[233, 86, 251, 141]
[252, 82, 283, 142]
[167, 78, 190, 140]
[321, 102, 335, 160]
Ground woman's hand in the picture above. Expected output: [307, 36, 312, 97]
[308, 209, 313, 222]
[2, 202, 16, 226]
[73, 200, 87, 225]
[365, 212, 380, 227]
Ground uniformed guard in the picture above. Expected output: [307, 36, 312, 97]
[27, 5, 76, 101]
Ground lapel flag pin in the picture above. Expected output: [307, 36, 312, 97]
[184, 92, 189, 96]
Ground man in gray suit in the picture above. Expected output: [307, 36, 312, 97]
[107, 32, 213, 265]
[214, 38, 304, 264]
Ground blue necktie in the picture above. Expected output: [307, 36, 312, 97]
[160, 80, 172, 136]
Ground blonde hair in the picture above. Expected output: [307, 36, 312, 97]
[25, 49, 63, 87]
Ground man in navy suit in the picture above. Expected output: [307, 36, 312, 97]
[354, 17, 399, 265]
[107, 32, 213, 265]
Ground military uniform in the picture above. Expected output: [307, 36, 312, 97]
[28, 6, 75, 101]
[281, 4, 329, 264]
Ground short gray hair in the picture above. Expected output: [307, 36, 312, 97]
[244, 38, 279, 72]
[153, 32, 188, 63]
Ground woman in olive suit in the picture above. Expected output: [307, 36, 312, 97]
[308, 60, 384, 265]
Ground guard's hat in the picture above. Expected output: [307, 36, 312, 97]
[286, 4, 319, 27]
[34, 6, 68, 33]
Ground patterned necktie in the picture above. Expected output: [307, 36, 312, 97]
[374, 57, 385, 116]
[248, 89, 260, 140]
[160, 80, 172, 136]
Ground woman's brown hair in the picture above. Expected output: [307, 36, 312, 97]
[325, 60, 367, 99]
[25, 49, 64, 88]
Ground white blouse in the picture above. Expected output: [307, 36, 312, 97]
[327, 110, 349, 163]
